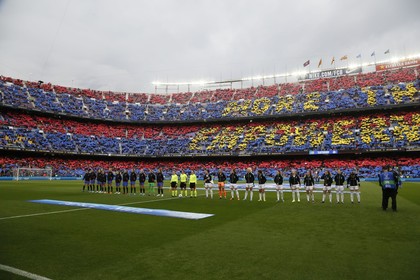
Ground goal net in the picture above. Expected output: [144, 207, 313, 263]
[13, 167, 53, 181]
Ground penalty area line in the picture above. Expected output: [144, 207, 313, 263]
[0, 264, 52, 280]
[0, 195, 184, 221]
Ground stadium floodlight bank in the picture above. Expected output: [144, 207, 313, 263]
[13, 168, 53, 181]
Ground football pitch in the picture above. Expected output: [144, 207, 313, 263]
[1, 181, 419, 280]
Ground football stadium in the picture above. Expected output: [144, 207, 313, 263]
[1, 1, 420, 279]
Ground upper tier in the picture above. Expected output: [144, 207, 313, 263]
[1, 66, 419, 123]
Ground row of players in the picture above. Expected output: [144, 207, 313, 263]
[82, 168, 362, 203]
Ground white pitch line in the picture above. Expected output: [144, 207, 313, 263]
[0, 208, 88, 221]
[0, 264, 52, 280]
[0, 196, 182, 221]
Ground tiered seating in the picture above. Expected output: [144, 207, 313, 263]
[127, 93, 148, 103]
[211, 88, 235, 102]
[1, 156, 418, 178]
[1, 67, 419, 122]
[172, 92, 193, 104]
[149, 94, 170, 105]
[190, 90, 213, 103]
[1, 110, 419, 156]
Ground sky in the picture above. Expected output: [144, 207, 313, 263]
[0, 0, 419, 93]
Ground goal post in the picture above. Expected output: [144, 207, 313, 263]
[13, 167, 53, 181]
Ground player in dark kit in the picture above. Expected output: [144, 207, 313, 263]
[347, 171, 361, 203]
[98, 169, 106, 193]
[156, 168, 165, 197]
[203, 170, 213, 199]
[334, 169, 346, 203]
[322, 170, 333, 203]
[83, 169, 90, 192]
[122, 170, 129, 195]
[217, 169, 227, 199]
[257, 170, 267, 202]
[148, 171, 156, 196]
[138, 169, 147, 196]
[289, 169, 301, 202]
[96, 170, 103, 192]
[244, 167, 255, 201]
[107, 169, 114, 194]
[89, 169, 97, 192]
[115, 170, 122, 194]
[303, 170, 315, 203]
[229, 169, 240, 200]
[274, 170, 284, 202]
[130, 169, 137, 195]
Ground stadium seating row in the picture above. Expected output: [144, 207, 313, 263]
[1, 67, 419, 122]
[3, 67, 418, 103]
[0, 156, 418, 179]
[1, 110, 419, 156]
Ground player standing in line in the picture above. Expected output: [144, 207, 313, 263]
[257, 170, 267, 202]
[115, 170, 122, 194]
[334, 169, 346, 204]
[303, 170, 315, 203]
[101, 169, 107, 193]
[274, 170, 284, 202]
[203, 170, 213, 199]
[347, 171, 361, 203]
[138, 169, 147, 196]
[98, 169, 106, 193]
[170, 170, 179, 197]
[148, 170, 156, 196]
[217, 169, 227, 199]
[95, 169, 100, 193]
[97, 169, 104, 193]
[130, 168, 137, 195]
[244, 167, 255, 201]
[156, 168, 164, 197]
[122, 169, 129, 195]
[289, 169, 301, 202]
[189, 170, 197, 198]
[89, 169, 96, 192]
[83, 169, 90, 192]
[179, 170, 188, 197]
[229, 169, 240, 200]
[107, 169, 114, 194]
[322, 170, 333, 203]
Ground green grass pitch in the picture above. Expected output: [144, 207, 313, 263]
[1, 180, 419, 280]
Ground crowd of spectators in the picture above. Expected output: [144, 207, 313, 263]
[0, 155, 418, 179]
[1, 110, 419, 156]
[1, 67, 419, 122]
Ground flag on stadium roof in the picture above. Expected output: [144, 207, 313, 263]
[318, 58, 322, 68]
[331, 57, 335, 65]
[303, 60, 310, 67]
[340, 55, 348, 60]
[356, 54, 361, 58]
[371, 51, 375, 56]
[384, 49, 390, 54]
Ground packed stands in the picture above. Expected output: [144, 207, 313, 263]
[1, 110, 419, 156]
[1, 66, 419, 123]
[1, 66, 419, 180]
[0, 155, 418, 179]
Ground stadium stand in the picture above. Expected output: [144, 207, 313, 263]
[1, 65, 419, 179]
[1, 110, 419, 156]
[1, 66, 419, 122]
[0, 155, 419, 179]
